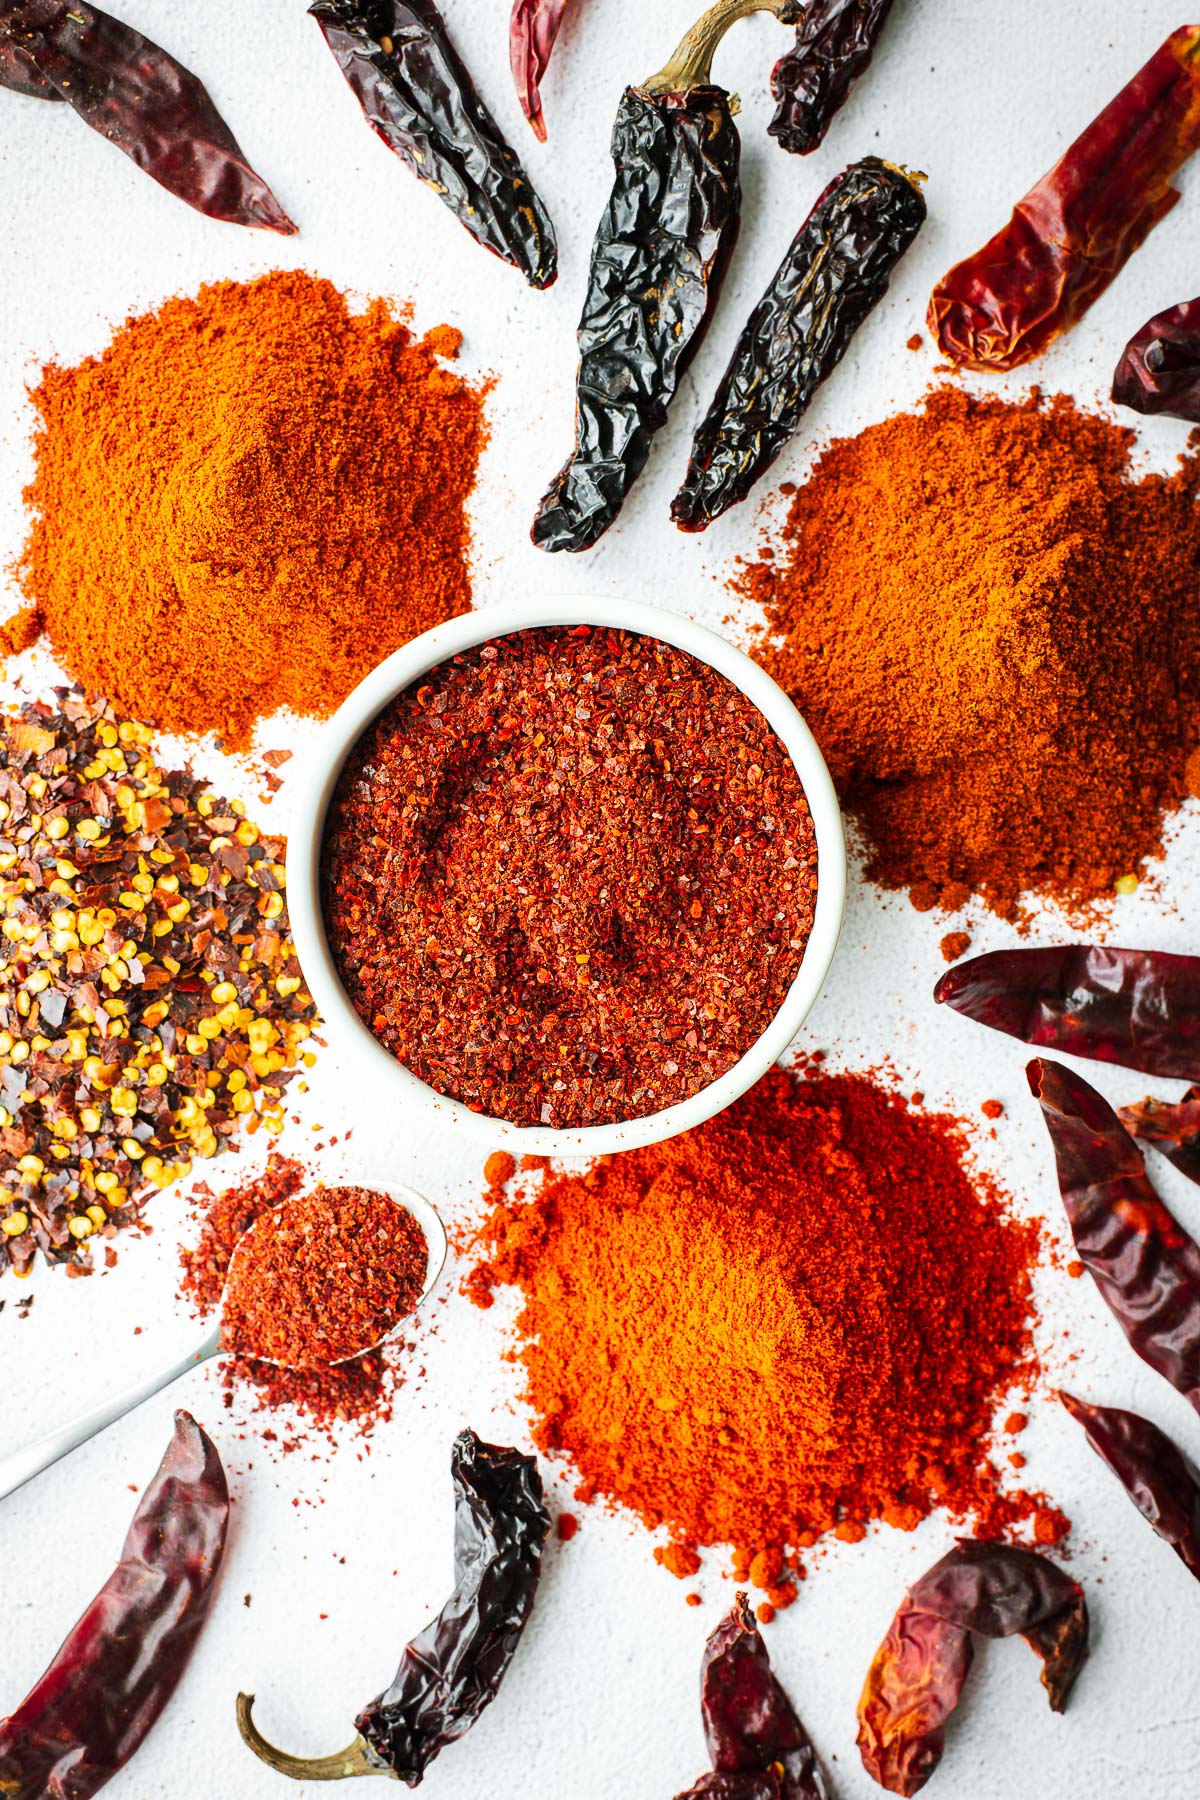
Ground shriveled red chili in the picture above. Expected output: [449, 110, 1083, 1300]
[321, 626, 818, 1128]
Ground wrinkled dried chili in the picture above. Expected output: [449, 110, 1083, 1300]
[672, 156, 924, 531]
[0, 1411, 228, 1800]
[0, 0, 294, 231]
[930, 26, 1200, 370]
[1119, 1088, 1200, 1183]
[1113, 297, 1200, 421]
[237, 1430, 549, 1783]
[1059, 1391, 1200, 1584]
[510, 0, 571, 141]
[856, 1540, 1088, 1797]
[0, 28, 58, 94]
[769, 0, 895, 155]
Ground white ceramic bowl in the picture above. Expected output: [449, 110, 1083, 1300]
[288, 597, 846, 1157]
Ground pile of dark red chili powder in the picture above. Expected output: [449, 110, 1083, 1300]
[468, 1064, 1063, 1584]
[322, 626, 818, 1128]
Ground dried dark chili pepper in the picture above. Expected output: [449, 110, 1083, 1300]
[1028, 1058, 1200, 1413]
[674, 1592, 827, 1800]
[531, 0, 801, 554]
[311, 0, 556, 289]
[1113, 297, 1200, 421]
[510, 0, 570, 142]
[856, 1539, 1088, 1797]
[0, 30, 58, 95]
[769, 0, 895, 155]
[1059, 1391, 1200, 1583]
[929, 25, 1200, 371]
[672, 156, 924, 532]
[0, 1411, 229, 1800]
[1119, 1088, 1200, 1184]
[935, 945, 1200, 1081]
[237, 1429, 549, 1784]
[0, 0, 294, 231]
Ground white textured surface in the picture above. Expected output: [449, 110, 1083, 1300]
[2, 2, 1200, 1796]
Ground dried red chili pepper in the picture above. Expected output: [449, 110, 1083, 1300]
[1119, 1087, 1200, 1184]
[0, 0, 295, 231]
[1059, 1391, 1200, 1584]
[1113, 297, 1200, 421]
[510, 0, 571, 141]
[856, 1539, 1088, 1797]
[0, 1411, 229, 1799]
[0, 28, 57, 94]
[935, 945, 1200, 1081]
[1028, 1058, 1200, 1413]
[769, 0, 896, 155]
[929, 26, 1200, 371]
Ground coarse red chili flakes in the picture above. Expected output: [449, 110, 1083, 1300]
[320, 626, 818, 1128]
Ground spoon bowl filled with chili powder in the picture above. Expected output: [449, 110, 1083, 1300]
[293, 599, 844, 1154]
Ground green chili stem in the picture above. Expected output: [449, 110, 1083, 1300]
[643, 0, 803, 94]
[236, 1694, 387, 1782]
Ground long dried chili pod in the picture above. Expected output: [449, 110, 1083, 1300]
[929, 26, 1200, 371]
[769, 0, 896, 155]
[672, 156, 924, 532]
[1028, 1057, 1200, 1412]
[0, 1411, 229, 1800]
[0, 32, 59, 95]
[1113, 297, 1200, 422]
[856, 1539, 1087, 1797]
[531, 0, 802, 554]
[311, 0, 557, 289]
[510, 0, 569, 142]
[935, 945, 1200, 1081]
[1119, 1088, 1200, 1184]
[238, 1430, 549, 1784]
[0, 0, 295, 231]
[1059, 1391, 1200, 1583]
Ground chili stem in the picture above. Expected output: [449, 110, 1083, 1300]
[643, 0, 802, 93]
[236, 1694, 384, 1781]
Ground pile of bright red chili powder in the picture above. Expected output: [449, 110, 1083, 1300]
[468, 1063, 1064, 1593]
[321, 626, 817, 1128]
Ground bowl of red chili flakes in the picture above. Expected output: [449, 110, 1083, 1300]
[289, 598, 845, 1155]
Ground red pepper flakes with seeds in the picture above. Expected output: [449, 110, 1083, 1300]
[321, 626, 818, 1129]
[0, 692, 316, 1276]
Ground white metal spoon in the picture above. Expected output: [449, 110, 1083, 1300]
[0, 1182, 447, 1504]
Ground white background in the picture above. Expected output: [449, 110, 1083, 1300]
[3, 1, 1200, 1795]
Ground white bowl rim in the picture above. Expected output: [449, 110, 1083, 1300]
[287, 596, 846, 1158]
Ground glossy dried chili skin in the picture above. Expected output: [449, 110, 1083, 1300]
[856, 1540, 1087, 1797]
[355, 1429, 549, 1781]
[930, 25, 1200, 371]
[697, 1593, 827, 1800]
[311, 0, 557, 289]
[0, 32, 60, 95]
[1120, 1088, 1200, 1185]
[532, 83, 740, 552]
[0, 1411, 228, 1800]
[1060, 1391, 1200, 1582]
[672, 157, 923, 531]
[769, 0, 895, 154]
[510, 0, 568, 141]
[678, 1775, 783, 1798]
[0, 0, 295, 231]
[935, 945, 1200, 1080]
[1028, 1057, 1200, 1412]
[1113, 297, 1200, 422]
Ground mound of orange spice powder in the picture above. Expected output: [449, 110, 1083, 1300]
[468, 1065, 1063, 1580]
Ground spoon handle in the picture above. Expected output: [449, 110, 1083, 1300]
[0, 1325, 224, 1504]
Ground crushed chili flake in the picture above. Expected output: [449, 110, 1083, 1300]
[321, 627, 818, 1129]
[940, 930, 972, 964]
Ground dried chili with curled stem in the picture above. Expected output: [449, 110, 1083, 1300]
[930, 25, 1200, 371]
[1113, 297, 1200, 422]
[856, 1539, 1088, 1797]
[1059, 1391, 1200, 1584]
[531, 0, 802, 554]
[0, 0, 294, 231]
[1119, 1088, 1200, 1185]
[311, 0, 557, 289]
[237, 1430, 549, 1784]
[672, 156, 924, 532]
[510, 0, 570, 142]
[0, 1411, 229, 1800]
[935, 945, 1200, 1081]
[1028, 1057, 1200, 1413]
[769, 0, 896, 155]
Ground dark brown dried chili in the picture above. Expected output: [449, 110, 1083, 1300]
[672, 156, 924, 531]
[769, 0, 896, 155]
[929, 25, 1200, 371]
[1113, 297, 1200, 422]
[1028, 1057, 1200, 1414]
[1119, 1087, 1200, 1184]
[934, 945, 1200, 1081]
[237, 1430, 549, 1784]
[0, 28, 58, 95]
[0, 1411, 229, 1800]
[311, 0, 557, 289]
[510, 0, 570, 142]
[0, 0, 295, 231]
[856, 1539, 1088, 1797]
[1059, 1391, 1200, 1583]
[531, 0, 801, 554]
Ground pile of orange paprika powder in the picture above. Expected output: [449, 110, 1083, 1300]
[468, 1064, 1065, 1611]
